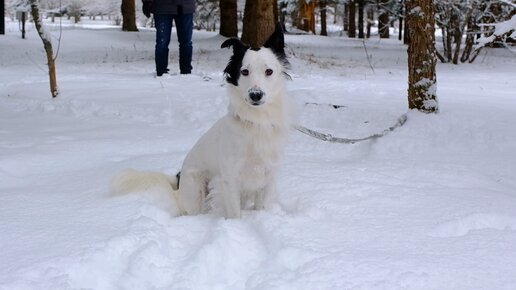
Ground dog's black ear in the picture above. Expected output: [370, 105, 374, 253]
[221, 38, 247, 52]
[263, 22, 285, 54]
[221, 38, 249, 86]
[263, 22, 290, 70]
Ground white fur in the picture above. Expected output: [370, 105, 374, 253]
[112, 47, 290, 218]
[177, 48, 290, 218]
[111, 169, 178, 195]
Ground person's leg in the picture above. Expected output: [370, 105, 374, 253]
[154, 14, 173, 76]
[173, 12, 193, 74]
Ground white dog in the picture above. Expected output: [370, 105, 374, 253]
[112, 24, 291, 218]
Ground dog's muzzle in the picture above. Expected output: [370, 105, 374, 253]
[248, 87, 265, 106]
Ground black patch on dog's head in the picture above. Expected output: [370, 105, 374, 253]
[221, 23, 290, 85]
[221, 38, 249, 86]
[264, 23, 290, 69]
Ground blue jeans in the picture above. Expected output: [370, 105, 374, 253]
[154, 13, 193, 75]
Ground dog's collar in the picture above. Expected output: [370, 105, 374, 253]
[232, 113, 255, 127]
[232, 113, 282, 131]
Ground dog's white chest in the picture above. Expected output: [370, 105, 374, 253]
[237, 131, 279, 188]
[239, 157, 268, 189]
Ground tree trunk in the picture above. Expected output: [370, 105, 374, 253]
[220, 0, 238, 37]
[461, 8, 476, 63]
[30, 1, 58, 98]
[241, 0, 275, 47]
[298, 0, 316, 33]
[452, 8, 471, 64]
[273, 0, 279, 24]
[121, 0, 138, 31]
[358, 0, 364, 38]
[0, 0, 4, 35]
[279, 0, 288, 32]
[348, 0, 356, 38]
[403, 1, 410, 44]
[343, 3, 348, 32]
[320, 0, 327, 36]
[366, 6, 373, 38]
[398, 0, 403, 41]
[378, 0, 390, 38]
[406, 0, 438, 113]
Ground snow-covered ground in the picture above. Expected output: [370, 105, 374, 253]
[1, 19, 516, 290]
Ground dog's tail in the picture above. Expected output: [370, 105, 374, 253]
[111, 169, 179, 195]
[110, 169, 186, 215]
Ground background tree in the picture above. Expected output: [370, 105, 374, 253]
[433, 0, 515, 64]
[196, 0, 218, 31]
[279, 0, 288, 31]
[219, 0, 237, 37]
[67, 0, 86, 23]
[378, 0, 390, 38]
[406, 0, 438, 113]
[403, 0, 410, 44]
[366, 4, 374, 38]
[475, 13, 516, 51]
[29, 0, 58, 98]
[397, 0, 404, 40]
[319, 0, 328, 36]
[343, 2, 349, 32]
[121, 0, 138, 31]
[241, 0, 275, 47]
[348, 0, 356, 37]
[357, 0, 365, 38]
[298, 0, 316, 33]
[1, 0, 5, 35]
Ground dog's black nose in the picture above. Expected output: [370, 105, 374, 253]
[249, 91, 264, 102]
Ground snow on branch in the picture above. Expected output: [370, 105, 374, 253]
[498, 0, 516, 9]
[475, 14, 516, 51]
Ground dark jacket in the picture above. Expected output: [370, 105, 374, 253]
[143, 0, 196, 15]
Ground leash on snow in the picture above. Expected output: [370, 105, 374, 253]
[294, 112, 408, 144]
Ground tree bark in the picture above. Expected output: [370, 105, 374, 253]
[461, 7, 476, 63]
[366, 6, 373, 38]
[279, 0, 288, 32]
[452, 8, 471, 64]
[398, 1, 403, 41]
[121, 0, 138, 31]
[343, 3, 348, 32]
[30, 1, 58, 98]
[320, 0, 327, 36]
[406, 0, 438, 113]
[358, 0, 364, 38]
[298, 0, 316, 33]
[220, 0, 238, 37]
[403, 1, 410, 44]
[348, 0, 356, 38]
[378, 0, 390, 38]
[241, 0, 275, 47]
[273, 0, 279, 24]
[0, 0, 4, 35]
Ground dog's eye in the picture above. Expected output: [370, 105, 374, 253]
[241, 69, 249, 76]
[265, 69, 273, 76]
